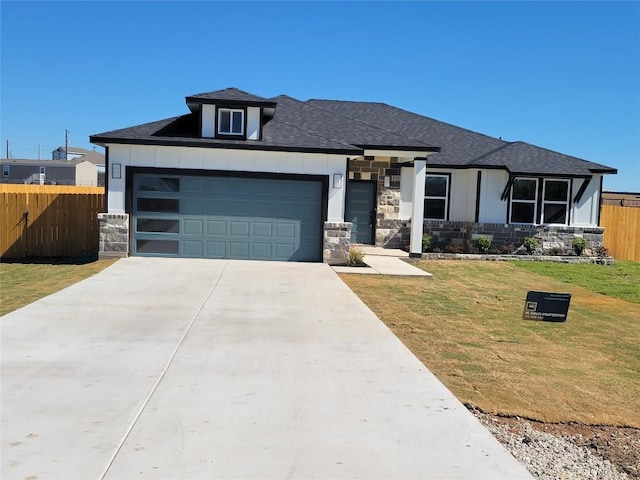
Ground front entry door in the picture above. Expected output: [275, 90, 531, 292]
[346, 181, 376, 244]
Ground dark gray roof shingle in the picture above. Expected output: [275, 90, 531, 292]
[306, 99, 616, 175]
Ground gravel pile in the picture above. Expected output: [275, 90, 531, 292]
[473, 411, 629, 480]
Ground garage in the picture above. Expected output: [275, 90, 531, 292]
[132, 172, 324, 261]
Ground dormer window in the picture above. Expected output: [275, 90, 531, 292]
[217, 108, 244, 136]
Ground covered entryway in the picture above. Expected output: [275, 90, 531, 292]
[132, 172, 324, 261]
[346, 181, 376, 244]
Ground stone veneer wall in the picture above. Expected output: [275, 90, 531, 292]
[323, 222, 352, 264]
[347, 157, 407, 248]
[98, 213, 129, 259]
[423, 221, 605, 255]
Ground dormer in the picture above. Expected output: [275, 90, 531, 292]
[186, 88, 277, 141]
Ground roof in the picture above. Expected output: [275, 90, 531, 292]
[307, 99, 616, 176]
[1, 158, 77, 167]
[90, 87, 616, 176]
[1, 151, 104, 167]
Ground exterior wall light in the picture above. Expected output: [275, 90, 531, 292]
[112, 163, 122, 179]
[333, 173, 343, 189]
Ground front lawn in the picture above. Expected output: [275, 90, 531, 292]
[339, 260, 640, 428]
[0, 257, 118, 316]
[514, 260, 640, 304]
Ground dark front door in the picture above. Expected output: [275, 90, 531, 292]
[346, 181, 376, 244]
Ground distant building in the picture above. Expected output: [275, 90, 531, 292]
[1, 147, 105, 186]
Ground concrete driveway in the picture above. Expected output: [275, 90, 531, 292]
[2, 258, 531, 479]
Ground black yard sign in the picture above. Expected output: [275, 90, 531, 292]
[523, 291, 572, 322]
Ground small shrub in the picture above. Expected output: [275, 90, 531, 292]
[498, 244, 515, 255]
[522, 237, 539, 254]
[594, 244, 609, 257]
[347, 246, 365, 266]
[474, 236, 492, 254]
[422, 234, 432, 253]
[572, 237, 587, 256]
[549, 246, 567, 256]
[444, 243, 464, 254]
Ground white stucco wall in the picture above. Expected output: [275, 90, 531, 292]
[106, 144, 347, 221]
[571, 175, 601, 226]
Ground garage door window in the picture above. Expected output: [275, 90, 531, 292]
[136, 239, 179, 254]
[138, 177, 180, 192]
[136, 218, 180, 233]
[137, 198, 179, 213]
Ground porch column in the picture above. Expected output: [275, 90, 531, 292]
[409, 159, 426, 257]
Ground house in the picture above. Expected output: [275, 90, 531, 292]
[1, 149, 105, 186]
[90, 87, 616, 262]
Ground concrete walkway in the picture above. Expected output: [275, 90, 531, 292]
[2, 258, 530, 479]
[333, 245, 432, 277]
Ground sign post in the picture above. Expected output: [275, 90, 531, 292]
[523, 291, 571, 322]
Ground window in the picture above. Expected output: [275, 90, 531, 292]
[217, 108, 244, 136]
[424, 174, 449, 220]
[542, 179, 569, 224]
[2, 165, 9, 177]
[510, 178, 537, 224]
[40, 166, 46, 174]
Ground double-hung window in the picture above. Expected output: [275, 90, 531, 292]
[2, 165, 9, 177]
[542, 179, 569, 224]
[217, 108, 244, 136]
[424, 174, 449, 220]
[510, 178, 537, 224]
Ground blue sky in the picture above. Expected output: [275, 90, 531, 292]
[1, 1, 638, 191]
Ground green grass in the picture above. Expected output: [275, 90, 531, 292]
[513, 260, 640, 304]
[340, 260, 640, 428]
[0, 257, 117, 316]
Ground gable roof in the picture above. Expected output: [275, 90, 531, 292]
[90, 87, 616, 176]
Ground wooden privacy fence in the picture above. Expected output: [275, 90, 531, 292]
[0, 185, 105, 259]
[600, 204, 640, 262]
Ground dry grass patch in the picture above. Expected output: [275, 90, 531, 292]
[339, 260, 640, 428]
[0, 258, 118, 316]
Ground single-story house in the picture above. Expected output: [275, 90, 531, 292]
[1, 147, 105, 186]
[90, 87, 617, 262]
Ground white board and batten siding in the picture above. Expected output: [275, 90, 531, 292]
[571, 175, 601, 226]
[106, 144, 347, 221]
[400, 167, 480, 222]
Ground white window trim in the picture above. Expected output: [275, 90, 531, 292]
[424, 173, 449, 221]
[541, 179, 570, 225]
[217, 108, 244, 136]
[2, 165, 9, 176]
[39, 166, 46, 174]
[510, 177, 538, 225]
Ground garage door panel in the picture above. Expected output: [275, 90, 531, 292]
[275, 222, 297, 239]
[183, 240, 203, 257]
[133, 173, 323, 261]
[182, 199, 204, 215]
[252, 222, 273, 238]
[183, 219, 204, 235]
[229, 242, 250, 258]
[229, 221, 250, 237]
[251, 243, 273, 259]
[207, 220, 226, 236]
[206, 241, 226, 258]
[182, 177, 205, 194]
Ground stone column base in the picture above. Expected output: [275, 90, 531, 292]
[323, 222, 352, 265]
[98, 213, 129, 259]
